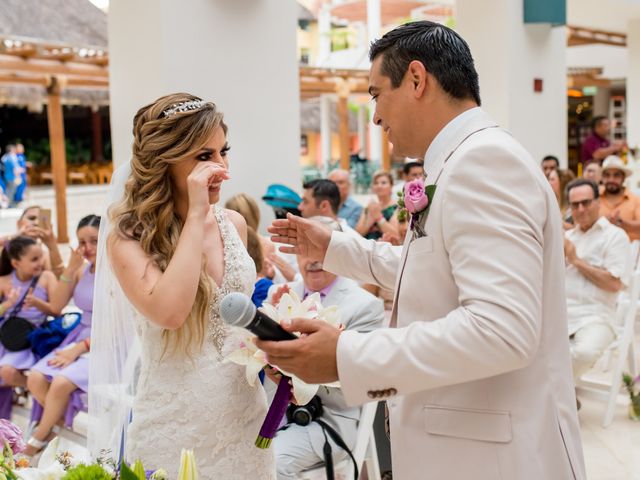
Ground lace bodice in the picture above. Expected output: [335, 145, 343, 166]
[126, 206, 275, 478]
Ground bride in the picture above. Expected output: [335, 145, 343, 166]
[88, 93, 275, 478]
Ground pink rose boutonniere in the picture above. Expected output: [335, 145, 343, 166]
[397, 178, 437, 237]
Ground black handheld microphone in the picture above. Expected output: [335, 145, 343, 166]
[220, 292, 298, 341]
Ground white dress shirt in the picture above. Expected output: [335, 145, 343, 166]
[565, 216, 630, 335]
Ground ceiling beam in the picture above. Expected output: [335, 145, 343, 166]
[0, 54, 108, 78]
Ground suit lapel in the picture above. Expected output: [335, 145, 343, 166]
[389, 109, 499, 328]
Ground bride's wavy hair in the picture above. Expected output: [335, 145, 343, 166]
[111, 92, 227, 357]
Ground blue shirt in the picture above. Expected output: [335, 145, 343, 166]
[1, 154, 17, 182]
[338, 196, 363, 229]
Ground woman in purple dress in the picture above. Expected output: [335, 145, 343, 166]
[0, 236, 57, 393]
[25, 215, 99, 455]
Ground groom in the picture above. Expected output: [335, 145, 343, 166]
[260, 21, 586, 479]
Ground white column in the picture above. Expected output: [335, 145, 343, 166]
[358, 104, 368, 156]
[628, 19, 640, 153]
[457, 0, 567, 167]
[108, 0, 300, 230]
[367, 0, 383, 165]
[320, 94, 332, 173]
[318, 3, 332, 64]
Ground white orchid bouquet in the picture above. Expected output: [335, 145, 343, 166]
[226, 287, 342, 448]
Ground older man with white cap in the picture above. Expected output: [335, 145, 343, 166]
[599, 155, 640, 240]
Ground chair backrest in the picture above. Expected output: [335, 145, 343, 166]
[351, 401, 378, 469]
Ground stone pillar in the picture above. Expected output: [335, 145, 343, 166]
[457, 0, 567, 167]
[108, 0, 300, 229]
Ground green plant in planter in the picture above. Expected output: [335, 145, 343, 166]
[622, 373, 640, 420]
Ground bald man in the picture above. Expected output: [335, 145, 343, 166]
[328, 169, 362, 229]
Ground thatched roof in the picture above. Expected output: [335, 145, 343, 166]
[0, 85, 108, 110]
[0, 0, 107, 47]
[301, 98, 358, 133]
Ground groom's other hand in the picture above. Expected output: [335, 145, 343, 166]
[256, 318, 340, 384]
[268, 214, 331, 262]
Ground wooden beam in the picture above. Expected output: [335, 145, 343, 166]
[337, 95, 350, 170]
[0, 54, 108, 78]
[46, 77, 69, 243]
[0, 73, 48, 86]
[567, 25, 626, 47]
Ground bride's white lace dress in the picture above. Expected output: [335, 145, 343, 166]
[126, 206, 275, 478]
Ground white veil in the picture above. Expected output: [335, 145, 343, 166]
[87, 162, 141, 461]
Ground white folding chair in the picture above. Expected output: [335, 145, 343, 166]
[298, 401, 381, 480]
[577, 268, 640, 427]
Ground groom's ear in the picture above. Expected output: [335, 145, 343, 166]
[406, 60, 428, 98]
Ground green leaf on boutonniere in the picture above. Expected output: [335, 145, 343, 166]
[425, 184, 437, 206]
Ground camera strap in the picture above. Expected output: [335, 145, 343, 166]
[315, 418, 358, 480]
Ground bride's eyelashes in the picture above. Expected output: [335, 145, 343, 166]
[196, 144, 231, 162]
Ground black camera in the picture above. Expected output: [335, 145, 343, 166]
[286, 395, 323, 426]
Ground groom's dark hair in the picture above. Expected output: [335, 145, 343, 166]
[369, 21, 481, 106]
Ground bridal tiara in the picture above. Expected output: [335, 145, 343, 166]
[162, 99, 205, 117]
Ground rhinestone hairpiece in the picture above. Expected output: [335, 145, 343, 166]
[162, 100, 205, 117]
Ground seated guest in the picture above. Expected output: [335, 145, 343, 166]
[356, 171, 399, 240]
[245, 226, 275, 308]
[268, 216, 384, 479]
[392, 160, 425, 197]
[0, 206, 64, 278]
[548, 168, 575, 229]
[25, 215, 99, 455]
[583, 162, 602, 185]
[299, 179, 360, 237]
[0, 236, 57, 395]
[225, 193, 298, 283]
[581, 116, 625, 165]
[328, 169, 362, 229]
[599, 156, 640, 240]
[564, 179, 629, 388]
[541, 155, 559, 178]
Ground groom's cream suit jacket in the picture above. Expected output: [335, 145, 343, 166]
[323, 108, 586, 479]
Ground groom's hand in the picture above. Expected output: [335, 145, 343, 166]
[256, 318, 340, 384]
[267, 214, 332, 262]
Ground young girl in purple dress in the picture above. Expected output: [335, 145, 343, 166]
[0, 236, 57, 394]
[25, 215, 99, 455]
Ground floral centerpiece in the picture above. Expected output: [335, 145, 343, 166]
[227, 287, 342, 448]
[622, 373, 640, 421]
[0, 420, 197, 480]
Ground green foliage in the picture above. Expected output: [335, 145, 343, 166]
[120, 460, 144, 480]
[62, 464, 112, 480]
[132, 460, 146, 480]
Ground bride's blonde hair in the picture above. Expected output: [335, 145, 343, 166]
[111, 93, 227, 356]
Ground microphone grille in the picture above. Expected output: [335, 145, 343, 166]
[219, 292, 255, 328]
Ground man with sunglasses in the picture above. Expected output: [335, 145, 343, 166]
[564, 178, 630, 401]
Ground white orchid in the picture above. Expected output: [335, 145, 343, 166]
[16, 438, 66, 480]
[227, 290, 342, 403]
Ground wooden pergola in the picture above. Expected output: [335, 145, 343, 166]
[300, 66, 392, 172]
[0, 36, 108, 242]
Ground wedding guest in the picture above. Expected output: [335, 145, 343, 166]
[392, 160, 425, 197]
[564, 179, 629, 389]
[0, 206, 65, 278]
[328, 169, 362, 229]
[598, 156, 640, 240]
[14, 144, 28, 203]
[355, 171, 399, 240]
[25, 215, 100, 455]
[0, 236, 57, 393]
[548, 168, 575, 228]
[245, 226, 274, 308]
[541, 155, 559, 178]
[299, 179, 360, 237]
[225, 192, 298, 283]
[583, 162, 602, 185]
[268, 217, 384, 479]
[581, 116, 625, 165]
[1, 145, 19, 208]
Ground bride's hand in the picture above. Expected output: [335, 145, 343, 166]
[186, 163, 229, 218]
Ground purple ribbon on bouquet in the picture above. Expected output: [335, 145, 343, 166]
[255, 376, 292, 449]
